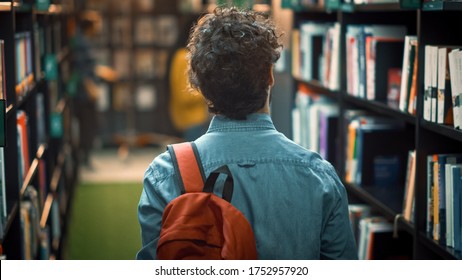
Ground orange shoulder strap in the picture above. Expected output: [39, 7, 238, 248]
[167, 142, 205, 194]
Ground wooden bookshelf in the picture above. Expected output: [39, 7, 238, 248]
[0, 0, 79, 260]
[288, 1, 462, 259]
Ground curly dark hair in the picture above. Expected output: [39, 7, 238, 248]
[187, 7, 282, 120]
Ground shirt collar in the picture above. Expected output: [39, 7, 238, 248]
[206, 113, 276, 133]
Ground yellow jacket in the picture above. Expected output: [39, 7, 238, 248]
[169, 48, 208, 131]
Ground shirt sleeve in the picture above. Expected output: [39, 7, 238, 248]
[320, 164, 359, 260]
[136, 153, 181, 260]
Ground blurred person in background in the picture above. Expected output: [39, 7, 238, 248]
[168, 18, 210, 141]
[72, 10, 118, 169]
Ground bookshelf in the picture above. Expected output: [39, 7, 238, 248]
[287, 1, 462, 259]
[0, 0, 79, 259]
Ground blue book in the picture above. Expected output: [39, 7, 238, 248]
[454, 167, 462, 252]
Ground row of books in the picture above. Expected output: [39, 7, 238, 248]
[426, 153, 462, 252]
[291, 22, 341, 90]
[423, 46, 462, 130]
[20, 184, 61, 260]
[292, 86, 339, 166]
[15, 32, 35, 100]
[96, 83, 158, 112]
[346, 24, 406, 103]
[93, 16, 179, 48]
[348, 204, 412, 260]
[17, 94, 47, 184]
[292, 86, 416, 193]
[292, 22, 462, 131]
[344, 110, 413, 187]
[111, 49, 169, 80]
[2, 24, 60, 105]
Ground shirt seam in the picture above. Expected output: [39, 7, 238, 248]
[203, 158, 332, 173]
[207, 125, 275, 133]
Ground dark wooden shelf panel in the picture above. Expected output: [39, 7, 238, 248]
[345, 182, 405, 220]
[421, 120, 462, 142]
[418, 232, 462, 260]
[343, 94, 417, 124]
[16, 78, 44, 110]
[295, 78, 340, 100]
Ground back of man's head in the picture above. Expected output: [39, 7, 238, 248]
[187, 7, 282, 120]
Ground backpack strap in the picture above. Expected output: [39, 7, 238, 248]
[203, 165, 234, 202]
[167, 142, 206, 194]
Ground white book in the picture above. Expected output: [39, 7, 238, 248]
[346, 26, 361, 97]
[438, 47, 447, 124]
[399, 36, 418, 112]
[424, 46, 433, 121]
[321, 22, 340, 90]
[448, 49, 462, 129]
[431, 46, 439, 123]
[328, 23, 341, 90]
[436, 46, 459, 124]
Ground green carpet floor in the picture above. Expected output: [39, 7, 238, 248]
[66, 182, 143, 260]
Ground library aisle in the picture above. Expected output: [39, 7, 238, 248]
[63, 147, 163, 260]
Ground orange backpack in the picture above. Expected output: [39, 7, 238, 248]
[156, 142, 257, 260]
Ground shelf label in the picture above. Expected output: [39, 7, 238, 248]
[36, 0, 50, 11]
[50, 112, 63, 138]
[44, 54, 58, 81]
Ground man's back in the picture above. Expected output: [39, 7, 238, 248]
[137, 114, 358, 259]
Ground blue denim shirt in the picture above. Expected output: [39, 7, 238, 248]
[137, 113, 358, 260]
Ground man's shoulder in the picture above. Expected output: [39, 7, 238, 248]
[275, 135, 333, 172]
[145, 150, 175, 183]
